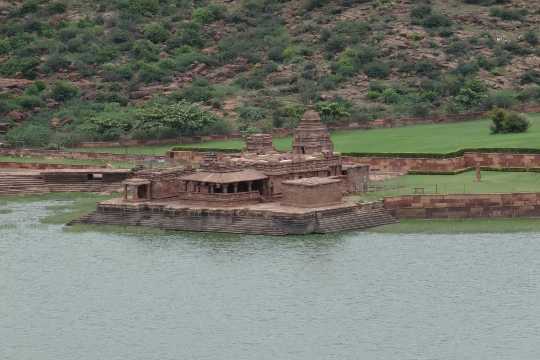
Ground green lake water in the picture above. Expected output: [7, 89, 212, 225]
[2, 198, 540, 359]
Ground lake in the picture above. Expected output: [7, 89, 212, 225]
[2, 199, 540, 360]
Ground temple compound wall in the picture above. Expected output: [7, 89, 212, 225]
[346, 151, 540, 174]
[383, 193, 540, 219]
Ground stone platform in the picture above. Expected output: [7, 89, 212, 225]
[72, 197, 397, 235]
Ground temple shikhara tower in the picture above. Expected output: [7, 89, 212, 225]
[292, 110, 334, 155]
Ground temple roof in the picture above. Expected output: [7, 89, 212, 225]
[282, 177, 342, 187]
[123, 178, 151, 186]
[180, 169, 268, 184]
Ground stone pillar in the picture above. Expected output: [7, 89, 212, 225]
[123, 184, 128, 201]
[233, 183, 238, 193]
[248, 181, 252, 192]
[224, 184, 228, 193]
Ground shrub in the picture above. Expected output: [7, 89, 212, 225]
[192, 4, 226, 24]
[132, 39, 160, 62]
[136, 62, 169, 83]
[167, 23, 204, 49]
[489, 7, 527, 21]
[50, 81, 79, 102]
[490, 108, 530, 134]
[364, 62, 390, 79]
[520, 70, 540, 85]
[43, 53, 71, 73]
[423, 13, 452, 29]
[46, 2, 67, 14]
[143, 23, 169, 44]
[178, 78, 213, 102]
[16, 95, 44, 109]
[127, 0, 159, 16]
[483, 90, 517, 109]
[524, 30, 539, 46]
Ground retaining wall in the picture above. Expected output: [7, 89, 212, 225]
[383, 193, 540, 219]
[348, 151, 540, 174]
[74, 201, 397, 235]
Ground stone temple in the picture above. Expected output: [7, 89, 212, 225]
[77, 110, 397, 235]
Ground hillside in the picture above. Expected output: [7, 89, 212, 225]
[0, 0, 539, 148]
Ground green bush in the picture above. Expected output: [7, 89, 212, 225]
[16, 95, 44, 110]
[127, 0, 159, 16]
[483, 90, 517, 109]
[490, 108, 530, 134]
[364, 62, 390, 79]
[50, 81, 79, 102]
[178, 78, 213, 103]
[46, 2, 67, 14]
[524, 30, 539, 46]
[489, 7, 527, 21]
[132, 39, 160, 62]
[167, 23, 204, 49]
[192, 5, 226, 24]
[136, 62, 169, 83]
[143, 23, 169, 44]
[520, 70, 540, 85]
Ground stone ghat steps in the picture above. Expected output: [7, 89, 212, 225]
[74, 203, 398, 235]
[73, 211, 288, 236]
[0, 174, 48, 195]
[46, 181, 122, 193]
[316, 207, 398, 233]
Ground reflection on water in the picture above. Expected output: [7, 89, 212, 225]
[2, 200, 540, 360]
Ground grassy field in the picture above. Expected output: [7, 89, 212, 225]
[69, 113, 540, 155]
[0, 155, 136, 169]
[363, 170, 540, 201]
[369, 218, 540, 234]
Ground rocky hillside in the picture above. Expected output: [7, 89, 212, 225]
[0, 0, 539, 147]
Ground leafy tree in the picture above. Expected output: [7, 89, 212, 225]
[316, 101, 351, 124]
[455, 79, 487, 108]
[6, 123, 51, 147]
[135, 101, 223, 136]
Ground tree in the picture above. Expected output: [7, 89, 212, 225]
[135, 101, 222, 137]
[490, 108, 530, 134]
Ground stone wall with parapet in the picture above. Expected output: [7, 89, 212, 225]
[383, 193, 540, 219]
[345, 155, 468, 173]
[347, 151, 540, 174]
[0, 148, 166, 163]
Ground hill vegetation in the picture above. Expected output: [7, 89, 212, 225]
[1, 0, 539, 147]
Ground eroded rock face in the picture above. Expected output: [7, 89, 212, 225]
[0, 78, 33, 90]
[6, 111, 27, 122]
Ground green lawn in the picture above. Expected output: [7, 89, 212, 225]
[369, 218, 540, 234]
[0, 155, 136, 169]
[69, 113, 540, 155]
[363, 170, 540, 201]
